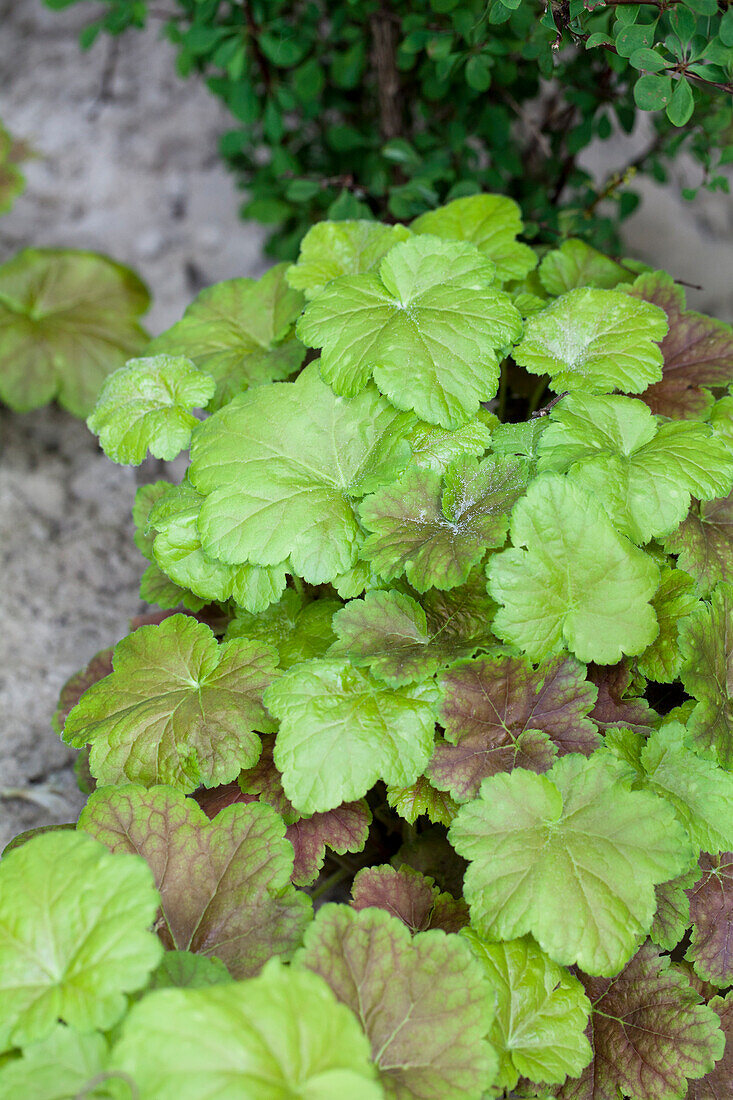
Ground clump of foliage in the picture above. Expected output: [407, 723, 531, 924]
[4, 195, 733, 1097]
[47, 0, 733, 256]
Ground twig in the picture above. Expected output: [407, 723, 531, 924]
[531, 391, 568, 418]
[370, 4, 403, 141]
[244, 0, 273, 93]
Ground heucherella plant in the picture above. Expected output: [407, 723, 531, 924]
[5, 193, 733, 1098]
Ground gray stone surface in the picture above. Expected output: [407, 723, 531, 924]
[0, 0, 731, 848]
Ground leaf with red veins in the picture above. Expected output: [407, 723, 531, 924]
[587, 662, 659, 736]
[665, 493, 733, 597]
[197, 741, 372, 887]
[351, 865, 468, 934]
[627, 271, 733, 419]
[427, 654, 599, 801]
[52, 647, 114, 735]
[686, 853, 733, 987]
[557, 942, 724, 1100]
[687, 991, 733, 1100]
[79, 784, 311, 979]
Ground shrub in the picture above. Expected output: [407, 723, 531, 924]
[3, 195, 733, 1096]
[47, 0, 733, 256]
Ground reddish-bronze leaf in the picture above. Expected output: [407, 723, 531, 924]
[351, 865, 468, 934]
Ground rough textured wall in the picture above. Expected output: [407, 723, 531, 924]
[0, 0, 731, 847]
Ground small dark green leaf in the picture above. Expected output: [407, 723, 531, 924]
[629, 48, 667, 72]
[684, 0, 716, 14]
[616, 25, 657, 58]
[634, 72, 673, 110]
[285, 179, 320, 202]
[666, 78, 695, 127]
[465, 55, 492, 91]
[259, 32, 307, 68]
[670, 7, 696, 41]
[721, 8, 733, 47]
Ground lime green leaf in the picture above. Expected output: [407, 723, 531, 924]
[189, 363, 413, 583]
[0, 1027, 112, 1100]
[0, 248, 150, 416]
[679, 582, 733, 768]
[149, 482, 287, 612]
[487, 474, 660, 663]
[386, 774, 459, 825]
[651, 863, 699, 951]
[146, 266, 306, 410]
[536, 393, 733, 543]
[109, 959, 383, 1099]
[664, 490, 733, 595]
[359, 455, 528, 591]
[139, 561, 206, 612]
[297, 235, 522, 428]
[513, 287, 668, 395]
[557, 942, 724, 1100]
[133, 480, 171, 561]
[0, 830, 162, 1051]
[329, 582, 496, 687]
[52, 646, 113, 736]
[0, 122, 26, 216]
[625, 270, 733, 419]
[638, 566, 698, 681]
[411, 193, 536, 283]
[636, 722, 733, 855]
[351, 865, 468, 934]
[463, 932, 592, 1090]
[428, 653, 599, 801]
[286, 219, 411, 299]
[79, 785, 311, 978]
[450, 753, 693, 975]
[226, 590, 340, 669]
[538, 240, 636, 296]
[688, 990, 733, 1098]
[406, 415, 493, 472]
[63, 614, 278, 791]
[87, 355, 215, 465]
[265, 658, 438, 813]
[298, 905, 497, 1098]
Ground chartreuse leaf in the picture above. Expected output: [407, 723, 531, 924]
[0, 121, 25, 216]
[651, 863, 700, 952]
[463, 931, 592, 1091]
[297, 905, 497, 1098]
[679, 583, 733, 767]
[0, 830, 162, 1052]
[225, 589, 340, 668]
[108, 959, 383, 1100]
[512, 287, 667, 395]
[297, 235, 522, 428]
[411, 193, 536, 282]
[627, 270, 733, 418]
[450, 753, 693, 976]
[328, 581, 497, 687]
[148, 482, 287, 612]
[689, 991, 733, 1099]
[63, 614, 278, 792]
[146, 266, 306, 410]
[0, 247, 149, 416]
[133, 480, 208, 610]
[557, 942, 724, 1100]
[405, 414, 493, 473]
[189, 363, 413, 583]
[686, 852, 733, 986]
[536, 393, 733, 543]
[286, 219, 411, 298]
[664, 490, 733, 595]
[0, 1027, 115, 1100]
[359, 455, 528, 591]
[538, 239, 637, 296]
[428, 654, 599, 801]
[487, 474, 660, 664]
[638, 566, 698, 681]
[87, 355, 215, 465]
[265, 658, 438, 814]
[79, 784, 311, 978]
[351, 865, 468, 934]
[386, 774, 459, 827]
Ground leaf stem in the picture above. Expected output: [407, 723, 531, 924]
[310, 866, 352, 901]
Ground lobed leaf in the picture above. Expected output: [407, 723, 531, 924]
[538, 239, 637, 296]
[286, 219, 411, 298]
[638, 566, 698, 682]
[188, 362, 413, 582]
[264, 658, 438, 814]
[0, 1027, 112, 1100]
[146, 265, 306, 409]
[79, 784, 311, 978]
[87, 354, 215, 465]
[428, 653, 599, 801]
[0, 830, 162, 1052]
[679, 583, 733, 768]
[358, 455, 528, 591]
[513, 287, 667, 395]
[351, 865, 468, 934]
[297, 905, 497, 1098]
[63, 614, 278, 792]
[664, 490, 733, 596]
[450, 753, 694, 975]
[687, 991, 733, 1100]
[686, 852, 733, 987]
[297, 234, 521, 428]
[487, 475, 660, 664]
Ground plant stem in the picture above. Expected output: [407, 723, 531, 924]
[310, 866, 352, 901]
[527, 376, 549, 417]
